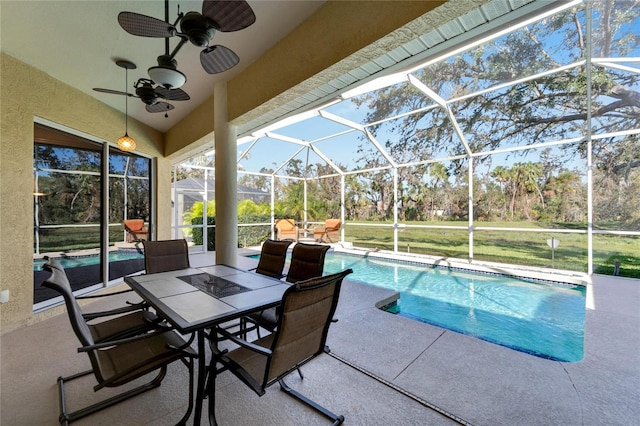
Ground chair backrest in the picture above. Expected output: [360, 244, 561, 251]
[42, 258, 95, 348]
[124, 219, 145, 232]
[324, 219, 341, 231]
[285, 243, 330, 283]
[255, 239, 292, 278]
[275, 219, 296, 232]
[142, 239, 190, 274]
[265, 268, 353, 384]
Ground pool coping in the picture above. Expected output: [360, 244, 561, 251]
[332, 246, 590, 287]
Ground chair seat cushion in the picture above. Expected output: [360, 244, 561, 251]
[226, 334, 274, 389]
[89, 311, 154, 343]
[96, 330, 196, 388]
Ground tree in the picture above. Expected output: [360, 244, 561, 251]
[350, 0, 638, 224]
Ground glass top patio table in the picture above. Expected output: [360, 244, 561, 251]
[125, 264, 290, 426]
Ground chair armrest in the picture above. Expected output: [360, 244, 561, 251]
[216, 325, 272, 356]
[77, 328, 171, 352]
[82, 300, 149, 321]
[82, 304, 145, 321]
[76, 288, 135, 299]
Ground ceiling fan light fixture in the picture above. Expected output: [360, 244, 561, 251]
[148, 65, 186, 89]
[117, 133, 136, 151]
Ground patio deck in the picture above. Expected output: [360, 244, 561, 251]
[1, 252, 638, 425]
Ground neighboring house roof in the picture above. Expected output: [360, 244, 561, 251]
[172, 178, 268, 198]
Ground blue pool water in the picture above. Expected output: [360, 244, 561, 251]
[319, 252, 585, 362]
[33, 251, 143, 271]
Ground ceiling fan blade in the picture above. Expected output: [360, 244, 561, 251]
[93, 88, 134, 97]
[155, 86, 190, 101]
[200, 45, 239, 74]
[118, 12, 175, 37]
[202, 0, 256, 32]
[146, 102, 175, 113]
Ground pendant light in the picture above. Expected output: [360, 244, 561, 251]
[116, 60, 136, 151]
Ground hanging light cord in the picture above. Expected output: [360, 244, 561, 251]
[124, 67, 129, 136]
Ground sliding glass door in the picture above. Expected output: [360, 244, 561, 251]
[33, 122, 152, 308]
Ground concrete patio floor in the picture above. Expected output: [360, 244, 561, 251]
[1, 251, 638, 425]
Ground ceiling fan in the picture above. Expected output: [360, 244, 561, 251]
[117, 0, 256, 88]
[93, 60, 190, 115]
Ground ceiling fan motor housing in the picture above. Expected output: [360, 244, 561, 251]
[180, 11, 216, 47]
[135, 83, 159, 105]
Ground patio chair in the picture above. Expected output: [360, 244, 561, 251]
[285, 242, 330, 283]
[248, 243, 330, 337]
[42, 258, 196, 425]
[238, 240, 293, 336]
[142, 239, 190, 274]
[123, 219, 148, 243]
[313, 219, 341, 243]
[254, 239, 293, 278]
[209, 269, 353, 426]
[275, 218, 298, 241]
[41, 257, 161, 341]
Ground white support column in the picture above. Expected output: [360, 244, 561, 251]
[393, 168, 398, 252]
[586, 0, 594, 275]
[102, 142, 110, 283]
[303, 179, 308, 229]
[340, 174, 345, 242]
[214, 81, 238, 266]
[172, 164, 178, 239]
[203, 168, 209, 253]
[468, 160, 474, 263]
[270, 175, 275, 239]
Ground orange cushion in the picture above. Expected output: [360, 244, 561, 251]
[125, 219, 145, 231]
[325, 219, 341, 230]
[275, 219, 296, 232]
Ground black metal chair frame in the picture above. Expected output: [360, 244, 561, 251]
[43, 258, 197, 425]
[246, 243, 331, 338]
[40, 258, 162, 343]
[55, 334, 195, 425]
[208, 269, 353, 426]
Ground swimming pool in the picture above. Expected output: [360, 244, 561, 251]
[33, 251, 143, 271]
[320, 251, 585, 362]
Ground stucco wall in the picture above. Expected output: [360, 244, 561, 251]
[0, 53, 167, 333]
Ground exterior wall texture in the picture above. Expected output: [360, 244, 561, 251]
[0, 53, 166, 332]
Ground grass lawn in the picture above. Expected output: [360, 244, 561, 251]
[34, 221, 639, 279]
[344, 221, 640, 279]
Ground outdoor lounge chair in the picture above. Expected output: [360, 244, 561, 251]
[314, 219, 341, 243]
[248, 243, 331, 337]
[142, 239, 190, 274]
[124, 219, 148, 243]
[275, 218, 298, 241]
[209, 269, 353, 426]
[42, 258, 196, 425]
